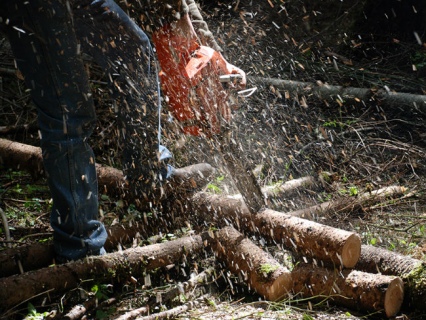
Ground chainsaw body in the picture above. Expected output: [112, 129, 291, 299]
[152, 15, 232, 136]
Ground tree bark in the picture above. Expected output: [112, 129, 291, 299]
[209, 226, 292, 301]
[0, 138, 44, 180]
[292, 264, 404, 318]
[252, 77, 426, 113]
[356, 244, 426, 308]
[0, 138, 126, 196]
[0, 139, 360, 270]
[0, 231, 411, 317]
[193, 193, 361, 268]
[0, 234, 205, 313]
[288, 185, 406, 219]
[0, 241, 55, 278]
[0, 138, 316, 200]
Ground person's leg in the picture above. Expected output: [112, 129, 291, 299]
[0, 0, 107, 261]
[72, 0, 170, 206]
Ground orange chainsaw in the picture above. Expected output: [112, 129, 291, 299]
[152, 14, 265, 213]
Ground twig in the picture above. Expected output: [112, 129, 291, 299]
[1, 288, 56, 319]
[63, 297, 116, 320]
[0, 123, 38, 135]
[0, 67, 16, 76]
[115, 306, 149, 320]
[19, 232, 52, 242]
[0, 206, 11, 248]
[135, 298, 203, 320]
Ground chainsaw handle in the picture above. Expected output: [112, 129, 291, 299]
[223, 57, 247, 87]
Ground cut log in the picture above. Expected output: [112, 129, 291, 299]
[192, 193, 361, 268]
[115, 306, 149, 320]
[259, 209, 361, 268]
[0, 241, 55, 278]
[0, 138, 125, 196]
[356, 244, 426, 308]
[262, 176, 316, 197]
[288, 185, 407, 219]
[0, 221, 153, 278]
[0, 138, 44, 180]
[251, 77, 426, 113]
[208, 226, 292, 301]
[292, 264, 404, 318]
[0, 234, 205, 313]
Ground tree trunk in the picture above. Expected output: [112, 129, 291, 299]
[0, 138, 44, 180]
[0, 138, 316, 201]
[356, 244, 426, 308]
[292, 264, 404, 318]
[252, 77, 426, 113]
[209, 226, 292, 301]
[0, 138, 126, 196]
[288, 185, 406, 219]
[0, 241, 55, 278]
[0, 234, 205, 312]
[193, 193, 361, 268]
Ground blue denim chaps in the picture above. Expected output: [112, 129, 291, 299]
[0, 0, 171, 260]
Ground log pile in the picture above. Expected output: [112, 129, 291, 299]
[1, 139, 425, 318]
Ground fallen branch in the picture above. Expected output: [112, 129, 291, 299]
[356, 244, 426, 308]
[292, 264, 404, 318]
[116, 267, 213, 320]
[64, 298, 117, 320]
[0, 138, 44, 180]
[0, 241, 55, 278]
[209, 226, 291, 301]
[0, 138, 126, 196]
[0, 138, 316, 200]
[137, 303, 193, 320]
[0, 123, 38, 135]
[0, 234, 205, 313]
[115, 306, 149, 320]
[251, 77, 426, 113]
[288, 185, 407, 219]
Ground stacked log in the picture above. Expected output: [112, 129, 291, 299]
[192, 193, 361, 268]
[208, 226, 292, 301]
[356, 244, 426, 308]
[292, 264, 404, 318]
[0, 226, 405, 318]
[0, 139, 419, 317]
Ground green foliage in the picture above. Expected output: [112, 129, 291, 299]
[318, 192, 332, 203]
[338, 185, 358, 197]
[24, 303, 49, 320]
[412, 50, 426, 70]
[206, 183, 221, 193]
[323, 119, 357, 129]
[207, 175, 225, 194]
[259, 263, 279, 275]
[302, 313, 314, 320]
[91, 284, 113, 301]
[348, 186, 358, 196]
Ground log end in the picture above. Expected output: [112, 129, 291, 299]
[384, 277, 404, 317]
[260, 269, 292, 301]
[341, 233, 361, 268]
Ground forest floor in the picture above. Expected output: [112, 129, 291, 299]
[1, 0, 426, 319]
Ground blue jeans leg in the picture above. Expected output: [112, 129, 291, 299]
[0, 0, 107, 260]
[72, 0, 171, 205]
